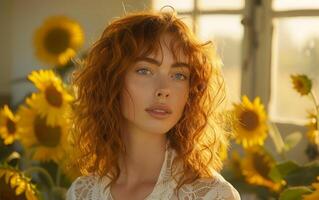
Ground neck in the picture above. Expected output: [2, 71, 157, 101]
[117, 125, 168, 185]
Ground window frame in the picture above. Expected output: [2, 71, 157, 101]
[153, 0, 319, 122]
[152, 0, 319, 162]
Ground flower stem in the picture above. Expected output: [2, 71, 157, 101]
[51, 186, 68, 200]
[23, 166, 55, 188]
[310, 90, 319, 131]
[56, 167, 61, 187]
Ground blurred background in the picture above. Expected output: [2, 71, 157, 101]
[0, 0, 319, 200]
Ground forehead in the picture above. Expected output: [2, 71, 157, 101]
[138, 34, 189, 63]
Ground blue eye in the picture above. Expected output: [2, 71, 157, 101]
[173, 73, 188, 80]
[136, 68, 152, 75]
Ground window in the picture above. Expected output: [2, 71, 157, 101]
[153, 0, 244, 106]
[270, 2, 319, 123]
[152, 0, 319, 124]
[273, 0, 319, 10]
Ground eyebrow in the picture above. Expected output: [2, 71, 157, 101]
[135, 57, 190, 69]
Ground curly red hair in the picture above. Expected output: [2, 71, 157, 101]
[69, 10, 232, 191]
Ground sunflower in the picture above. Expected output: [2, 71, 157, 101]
[58, 153, 81, 181]
[303, 177, 319, 200]
[17, 105, 69, 163]
[229, 151, 245, 179]
[27, 70, 73, 126]
[232, 95, 268, 148]
[219, 143, 228, 161]
[0, 105, 20, 145]
[58, 157, 81, 182]
[241, 147, 284, 191]
[291, 74, 312, 96]
[57, 131, 81, 181]
[34, 15, 84, 67]
[306, 111, 319, 145]
[0, 165, 39, 200]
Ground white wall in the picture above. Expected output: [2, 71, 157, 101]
[0, 0, 151, 105]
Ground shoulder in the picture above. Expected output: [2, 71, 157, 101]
[178, 172, 241, 200]
[66, 174, 101, 200]
[204, 172, 241, 200]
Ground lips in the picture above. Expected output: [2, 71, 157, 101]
[145, 104, 172, 114]
[145, 104, 172, 119]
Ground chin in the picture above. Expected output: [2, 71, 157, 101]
[142, 125, 173, 135]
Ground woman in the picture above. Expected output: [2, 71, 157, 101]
[66, 9, 240, 200]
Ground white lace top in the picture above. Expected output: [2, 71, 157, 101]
[66, 144, 241, 200]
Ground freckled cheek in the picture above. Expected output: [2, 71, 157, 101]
[128, 78, 155, 97]
[171, 85, 189, 112]
[123, 77, 154, 110]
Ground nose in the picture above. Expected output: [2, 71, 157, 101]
[154, 74, 171, 102]
[155, 88, 170, 100]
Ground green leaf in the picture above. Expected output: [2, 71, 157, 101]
[279, 186, 312, 200]
[285, 161, 319, 186]
[283, 132, 302, 151]
[269, 160, 300, 182]
[268, 122, 285, 154]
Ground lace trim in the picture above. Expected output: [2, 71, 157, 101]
[66, 175, 99, 200]
[66, 145, 241, 200]
[144, 145, 176, 199]
[104, 142, 176, 200]
[176, 174, 241, 200]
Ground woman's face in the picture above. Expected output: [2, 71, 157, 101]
[120, 35, 190, 135]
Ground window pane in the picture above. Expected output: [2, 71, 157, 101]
[178, 15, 193, 30]
[152, 0, 193, 12]
[198, 0, 244, 10]
[270, 17, 319, 122]
[273, 0, 319, 10]
[198, 15, 243, 105]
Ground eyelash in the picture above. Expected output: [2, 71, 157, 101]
[135, 68, 188, 80]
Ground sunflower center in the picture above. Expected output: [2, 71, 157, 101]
[252, 153, 271, 179]
[45, 85, 63, 107]
[6, 118, 16, 134]
[44, 28, 70, 55]
[0, 175, 27, 200]
[240, 110, 259, 131]
[295, 80, 303, 89]
[34, 115, 61, 147]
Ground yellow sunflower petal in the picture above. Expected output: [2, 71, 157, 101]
[28, 70, 63, 91]
[241, 147, 284, 191]
[305, 110, 319, 145]
[232, 96, 268, 148]
[0, 166, 39, 200]
[33, 15, 84, 67]
[5, 170, 15, 183]
[0, 105, 20, 145]
[26, 92, 72, 126]
[26, 189, 38, 200]
[4, 135, 15, 145]
[26, 70, 73, 126]
[14, 178, 27, 196]
[17, 105, 70, 163]
[291, 74, 312, 96]
[242, 95, 253, 109]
